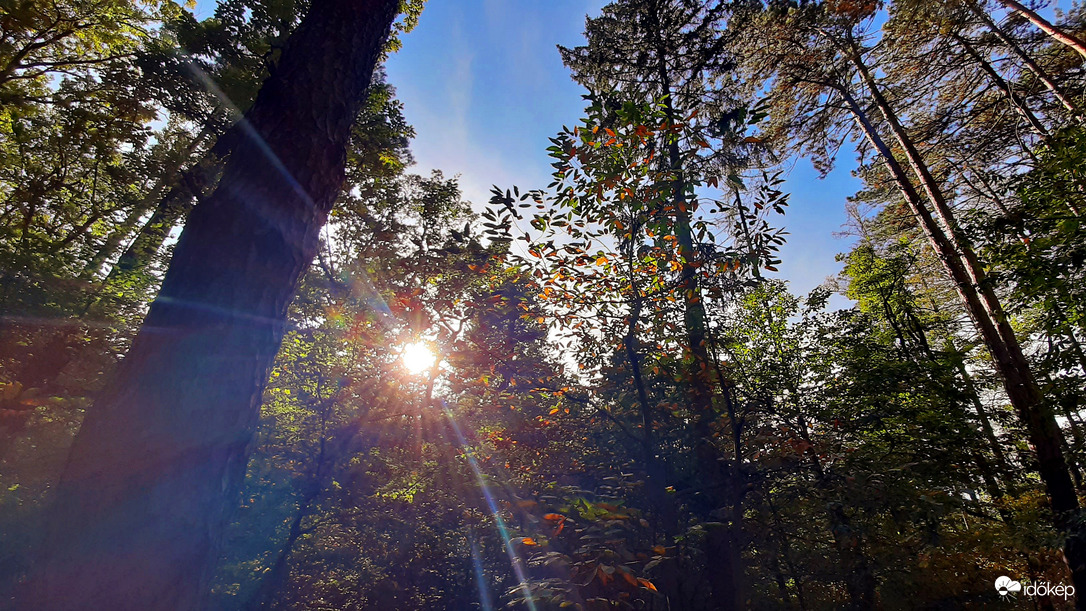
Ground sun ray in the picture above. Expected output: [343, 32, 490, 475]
[442, 402, 537, 611]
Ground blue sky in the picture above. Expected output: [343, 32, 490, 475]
[384, 0, 862, 303]
[186, 1, 1070, 303]
[188, 0, 866, 301]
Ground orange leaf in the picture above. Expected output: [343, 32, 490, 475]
[638, 578, 658, 592]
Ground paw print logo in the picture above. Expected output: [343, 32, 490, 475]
[995, 576, 1022, 598]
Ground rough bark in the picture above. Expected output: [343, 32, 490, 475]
[15, 0, 400, 608]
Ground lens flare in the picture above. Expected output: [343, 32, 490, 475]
[443, 403, 537, 611]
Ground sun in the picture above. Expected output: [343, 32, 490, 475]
[401, 341, 437, 375]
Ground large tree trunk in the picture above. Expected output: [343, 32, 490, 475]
[995, 0, 1086, 61]
[15, 0, 400, 608]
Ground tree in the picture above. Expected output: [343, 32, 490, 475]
[15, 0, 401, 607]
[963, 1, 1080, 115]
[557, 2, 762, 605]
[730, 1, 1086, 595]
[994, 0, 1086, 60]
[5, 0, 1086, 607]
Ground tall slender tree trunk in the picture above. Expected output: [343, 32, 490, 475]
[15, 1, 400, 608]
[625, 298, 655, 476]
[954, 34, 1050, 137]
[973, 449, 1007, 504]
[110, 137, 231, 275]
[995, 0, 1086, 61]
[250, 503, 308, 611]
[765, 496, 809, 611]
[794, 408, 878, 609]
[87, 128, 238, 319]
[910, 270, 1018, 488]
[852, 45, 1069, 501]
[81, 121, 220, 281]
[623, 292, 677, 535]
[836, 52, 1086, 600]
[956, 353, 1015, 475]
[17, 128, 226, 395]
[250, 462, 326, 608]
[968, 3, 1080, 115]
[660, 85, 743, 611]
[82, 187, 168, 280]
[874, 261, 1018, 489]
[648, 8, 743, 606]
